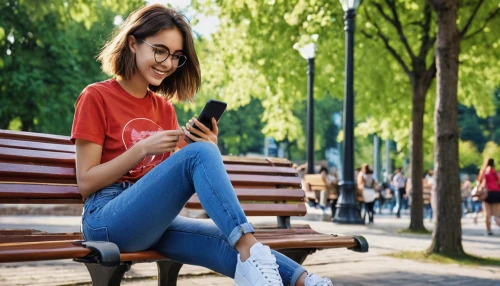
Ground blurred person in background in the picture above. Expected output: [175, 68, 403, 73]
[476, 158, 500, 235]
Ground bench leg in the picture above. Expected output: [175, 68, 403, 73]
[279, 249, 315, 264]
[84, 263, 130, 286]
[277, 216, 291, 229]
[157, 260, 183, 286]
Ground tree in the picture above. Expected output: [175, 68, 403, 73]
[428, 0, 462, 255]
[428, 0, 500, 255]
[360, 0, 437, 231]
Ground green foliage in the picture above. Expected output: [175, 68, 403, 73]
[191, 0, 500, 163]
[0, 0, 144, 134]
[459, 140, 481, 168]
[482, 141, 500, 162]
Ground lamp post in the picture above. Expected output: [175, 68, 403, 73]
[294, 39, 317, 175]
[333, 0, 364, 224]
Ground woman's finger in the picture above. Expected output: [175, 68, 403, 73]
[186, 122, 207, 138]
[192, 118, 212, 135]
[211, 118, 218, 135]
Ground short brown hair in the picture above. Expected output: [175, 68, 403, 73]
[361, 164, 373, 175]
[98, 4, 200, 101]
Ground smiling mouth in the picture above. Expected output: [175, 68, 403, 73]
[152, 67, 168, 75]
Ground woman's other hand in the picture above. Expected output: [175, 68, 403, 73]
[136, 130, 185, 156]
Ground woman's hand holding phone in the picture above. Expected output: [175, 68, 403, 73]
[182, 117, 218, 145]
[135, 130, 185, 156]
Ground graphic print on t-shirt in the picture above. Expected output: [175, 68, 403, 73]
[122, 118, 165, 176]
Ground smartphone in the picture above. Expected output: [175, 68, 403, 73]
[185, 99, 227, 143]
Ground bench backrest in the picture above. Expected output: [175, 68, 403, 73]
[0, 130, 306, 217]
[303, 174, 329, 191]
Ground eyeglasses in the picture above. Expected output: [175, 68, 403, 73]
[139, 39, 187, 68]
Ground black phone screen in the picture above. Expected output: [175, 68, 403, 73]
[186, 100, 227, 142]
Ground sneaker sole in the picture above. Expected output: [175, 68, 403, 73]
[234, 272, 252, 286]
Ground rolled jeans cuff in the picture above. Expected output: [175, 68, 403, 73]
[228, 222, 254, 247]
[291, 267, 307, 286]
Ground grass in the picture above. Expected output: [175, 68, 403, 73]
[396, 228, 432, 235]
[387, 251, 500, 267]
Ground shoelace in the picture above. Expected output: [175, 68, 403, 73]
[252, 258, 282, 286]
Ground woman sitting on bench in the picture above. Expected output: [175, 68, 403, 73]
[71, 4, 332, 286]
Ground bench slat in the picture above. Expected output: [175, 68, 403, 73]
[304, 174, 326, 186]
[228, 174, 301, 187]
[0, 184, 304, 200]
[0, 160, 297, 179]
[0, 184, 304, 204]
[0, 147, 74, 166]
[224, 164, 297, 176]
[0, 230, 358, 263]
[0, 226, 319, 243]
[197, 188, 304, 202]
[0, 130, 71, 145]
[0, 163, 300, 187]
[185, 202, 306, 216]
[0, 163, 76, 181]
[0, 139, 75, 154]
[0, 130, 288, 164]
[0, 241, 91, 263]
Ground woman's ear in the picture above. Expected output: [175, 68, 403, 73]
[128, 35, 138, 54]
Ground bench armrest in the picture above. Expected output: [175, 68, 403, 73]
[348, 236, 369, 253]
[73, 240, 120, 267]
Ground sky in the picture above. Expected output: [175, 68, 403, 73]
[147, 0, 219, 37]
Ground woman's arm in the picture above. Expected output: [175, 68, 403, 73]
[76, 130, 185, 198]
[357, 173, 365, 190]
[75, 139, 147, 198]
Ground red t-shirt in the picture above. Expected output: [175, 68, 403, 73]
[71, 78, 182, 182]
[484, 168, 500, 192]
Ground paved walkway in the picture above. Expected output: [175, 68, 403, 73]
[1, 211, 499, 286]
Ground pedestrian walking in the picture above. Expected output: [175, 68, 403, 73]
[392, 168, 406, 218]
[358, 164, 378, 224]
[475, 158, 500, 235]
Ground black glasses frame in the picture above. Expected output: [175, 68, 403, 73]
[139, 39, 187, 68]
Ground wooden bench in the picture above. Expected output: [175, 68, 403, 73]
[303, 174, 338, 202]
[303, 174, 363, 203]
[0, 130, 368, 285]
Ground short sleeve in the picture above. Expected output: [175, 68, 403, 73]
[70, 86, 107, 146]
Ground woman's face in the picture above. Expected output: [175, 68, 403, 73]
[131, 28, 184, 87]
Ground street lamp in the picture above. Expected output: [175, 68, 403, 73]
[333, 0, 364, 224]
[294, 37, 317, 175]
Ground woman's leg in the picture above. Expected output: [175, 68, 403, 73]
[364, 202, 373, 223]
[319, 190, 328, 210]
[491, 203, 500, 227]
[483, 202, 492, 233]
[83, 142, 253, 252]
[152, 216, 307, 286]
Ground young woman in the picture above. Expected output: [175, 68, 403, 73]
[476, 158, 500, 235]
[71, 4, 332, 286]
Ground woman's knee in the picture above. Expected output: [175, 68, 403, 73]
[183, 142, 220, 157]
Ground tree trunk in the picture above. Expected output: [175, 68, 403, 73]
[427, 0, 463, 255]
[408, 80, 427, 231]
[408, 62, 435, 232]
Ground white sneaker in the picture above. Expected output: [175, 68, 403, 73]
[304, 273, 334, 286]
[234, 242, 283, 286]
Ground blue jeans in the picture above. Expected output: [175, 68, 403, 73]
[82, 142, 306, 285]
